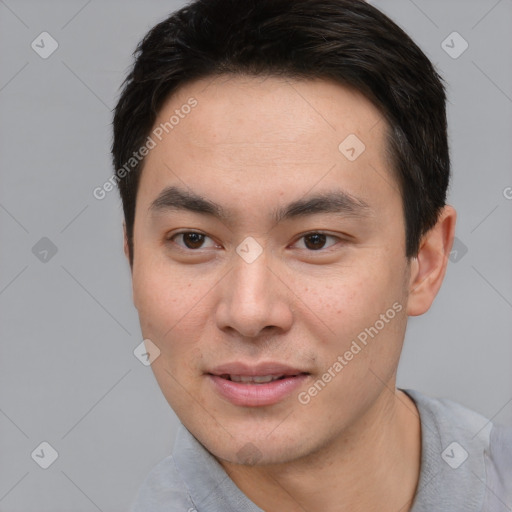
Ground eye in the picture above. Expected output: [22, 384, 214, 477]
[167, 230, 343, 253]
[168, 231, 218, 250]
[292, 232, 341, 251]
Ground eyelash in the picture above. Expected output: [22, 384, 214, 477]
[167, 230, 343, 253]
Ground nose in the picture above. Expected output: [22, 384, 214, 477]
[215, 242, 294, 339]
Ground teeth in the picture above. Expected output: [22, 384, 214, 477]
[229, 375, 284, 383]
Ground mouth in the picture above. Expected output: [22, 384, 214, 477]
[206, 363, 310, 406]
[215, 373, 305, 384]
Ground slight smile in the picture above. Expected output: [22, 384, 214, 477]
[207, 362, 311, 407]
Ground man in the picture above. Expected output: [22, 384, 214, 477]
[111, 0, 512, 510]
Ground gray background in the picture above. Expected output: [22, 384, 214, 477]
[0, 0, 511, 510]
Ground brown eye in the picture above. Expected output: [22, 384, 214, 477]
[294, 232, 339, 251]
[181, 232, 205, 249]
[169, 231, 217, 250]
[303, 233, 327, 250]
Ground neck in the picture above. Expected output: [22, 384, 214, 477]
[219, 387, 422, 512]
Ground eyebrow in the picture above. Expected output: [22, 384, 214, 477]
[149, 185, 372, 224]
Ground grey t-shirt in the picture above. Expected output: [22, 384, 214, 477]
[130, 388, 512, 511]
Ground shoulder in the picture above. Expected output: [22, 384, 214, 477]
[403, 387, 510, 449]
[404, 388, 493, 434]
[402, 388, 512, 511]
[130, 454, 196, 512]
[485, 422, 512, 509]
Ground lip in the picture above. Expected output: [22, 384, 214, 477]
[208, 361, 307, 377]
[206, 361, 310, 407]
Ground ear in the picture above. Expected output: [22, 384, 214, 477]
[406, 205, 457, 316]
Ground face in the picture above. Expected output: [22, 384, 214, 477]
[129, 75, 413, 465]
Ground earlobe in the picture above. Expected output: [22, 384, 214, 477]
[406, 205, 457, 316]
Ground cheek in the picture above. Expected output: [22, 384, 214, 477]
[313, 261, 403, 326]
[303, 257, 408, 379]
[131, 256, 210, 344]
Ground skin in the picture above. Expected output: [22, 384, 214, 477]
[125, 75, 456, 512]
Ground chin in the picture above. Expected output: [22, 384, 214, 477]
[188, 418, 314, 466]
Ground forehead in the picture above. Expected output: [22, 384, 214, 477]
[165, 74, 385, 146]
[137, 74, 397, 216]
